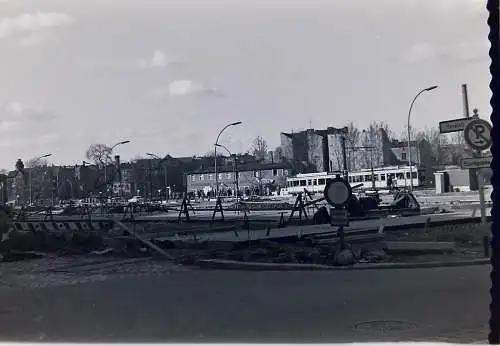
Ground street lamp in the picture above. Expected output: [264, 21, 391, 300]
[104, 140, 130, 196]
[29, 153, 52, 205]
[215, 144, 239, 206]
[407, 85, 438, 191]
[214, 121, 242, 197]
[146, 152, 169, 201]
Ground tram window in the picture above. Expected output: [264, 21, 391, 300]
[412, 172, 418, 179]
[326, 178, 332, 184]
[396, 173, 404, 179]
[374, 175, 378, 181]
[380, 174, 385, 181]
[365, 175, 372, 181]
[300, 180, 306, 186]
[307, 179, 312, 185]
[318, 178, 325, 185]
[293, 181, 299, 187]
[313, 179, 317, 185]
[406, 172, 410, 179]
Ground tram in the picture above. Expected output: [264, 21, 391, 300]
[283, 165, 426, 195]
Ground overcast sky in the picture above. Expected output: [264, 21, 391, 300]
[0, 0, 491, 168]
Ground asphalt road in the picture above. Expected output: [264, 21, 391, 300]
[0, 264, 490, 343]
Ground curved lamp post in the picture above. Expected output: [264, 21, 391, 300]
[214, 122, 242, 197]
[407, 85, 438, 191]
[104, 140, 130, 196]
[29, 153, 52, 205]
[146, 152, 169, 201]
[215, 144, 238, 205]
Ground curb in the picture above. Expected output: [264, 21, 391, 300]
[193, 258, 490, 271]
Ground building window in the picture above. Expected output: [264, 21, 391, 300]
[227, 173, 232, 179]
[401, 152, 407, 160]
[406, 172, 410, 179]
[200, 175, 205, 181]
[208, 174, 213, 180]
[272, 169, 278, 176]
[191, 175, 196, 182]
[219, 173, 224, 180]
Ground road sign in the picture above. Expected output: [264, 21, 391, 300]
[461, 156, 492, 169]
[324, 177, 352, 207]
[464, 118, 492, 151]
[330, 208, 349, 226]
[439, 118, 470, 134]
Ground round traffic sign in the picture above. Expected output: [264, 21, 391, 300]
[324, 177, 352, 207]
[464, 118, 492, 151]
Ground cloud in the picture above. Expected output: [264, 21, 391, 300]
[403, 39, 489, 65]
[78, 51, 183, 70]
[0, 12, 72, 39]
[76, 58, 133, 69]
[168, 80, 221, 97]
[146, 80, 222, 100]
[0, 102, 60, 149]
[1, 102, 55, 125]
[19, 32, 51, 46]
[138, 51, 173, 68]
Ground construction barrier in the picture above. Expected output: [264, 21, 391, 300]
[12, 220, 114, 233]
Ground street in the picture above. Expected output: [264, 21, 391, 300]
[0, 264, 490, 342]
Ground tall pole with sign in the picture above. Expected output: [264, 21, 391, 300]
[324, 175, 352, 250]
[462, 111, 492, 225]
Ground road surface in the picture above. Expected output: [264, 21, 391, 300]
[0, 264, 490, 342]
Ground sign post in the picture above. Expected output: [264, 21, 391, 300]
[463, 116, 492, 224]
[324, 175, 352, 250]
[439, 118, 470, 134]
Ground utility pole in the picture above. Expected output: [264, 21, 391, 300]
[148, 159, 153, 201]
[341, 135, 348, 179]
[463, 84, 479, 191]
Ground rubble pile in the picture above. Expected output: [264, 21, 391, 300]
[156, 239, 391, 266]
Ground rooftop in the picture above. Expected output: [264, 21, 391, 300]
[189, 162, 292, 174]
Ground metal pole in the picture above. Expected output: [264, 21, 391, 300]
[164, 163, 167, 201]
[148, 159, 153, 202]
[214, 122, 242, 197]
[407, 86, 438, 191]
[214, 144, 218, 198]
[29, 168, 32, 205]
[407, 109, 413, 191]
[477, 149, 487, 224]
[341, 136, 348, 179]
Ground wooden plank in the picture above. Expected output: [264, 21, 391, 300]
[384, 241, 455, 252]
[113, 220, 173, 260]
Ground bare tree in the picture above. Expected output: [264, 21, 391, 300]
[414, 126, 447, 166]
[399, 124, 419, 143]
[252, 136, 269, 161]
[85, 144, 112, 166]
[358, 121, 389, 169]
